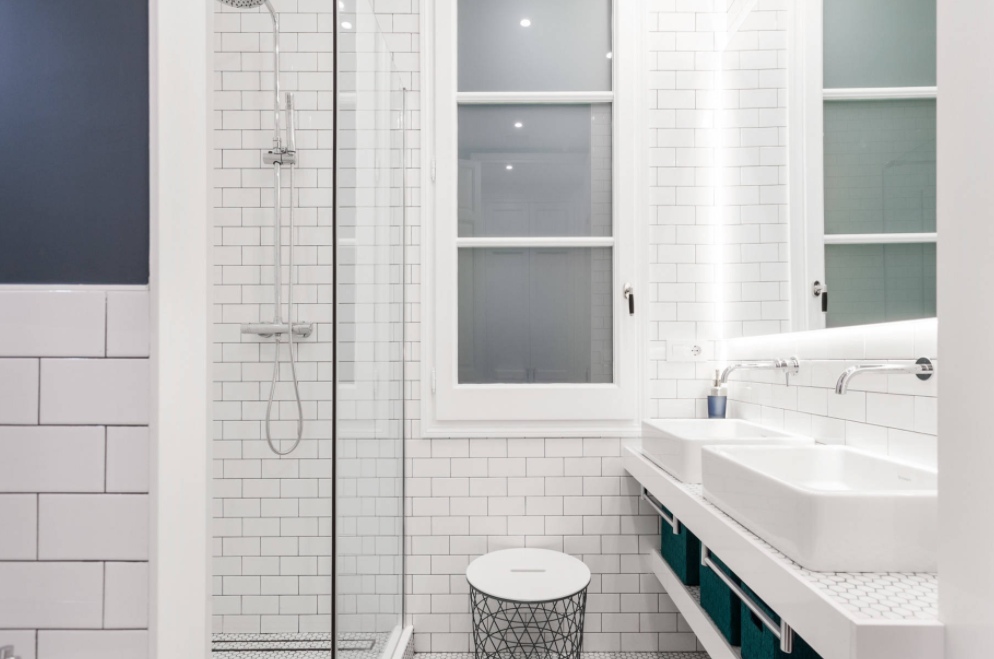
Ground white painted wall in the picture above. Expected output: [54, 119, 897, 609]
[936, 1, 994, 655]
[149, 0, 212, 656]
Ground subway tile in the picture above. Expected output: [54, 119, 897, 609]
[0, 291, 105, 357]
[0, 426, 105, 493]
[866, 393, 915, 432]
[914, 397, 938, 435]
[107, 291, 150, 357]
[104, 562, 149, 629]
[0, 495, 37, 559]
[37, 631, 148, 659]
[40, 359, 149, 425]
[0, 631, 35, 659]
[106, 426, 150, 493]
[39, 494, 149, 560]
[0, 562, 103, 628]
[0, 359, 39, 424]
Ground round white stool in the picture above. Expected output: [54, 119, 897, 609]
[466, 549, 591, 659]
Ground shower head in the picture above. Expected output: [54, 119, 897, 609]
[216, 0, 277, 16]
[217, 0, 266, 7]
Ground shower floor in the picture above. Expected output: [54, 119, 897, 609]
[414, 654, 711, 659]
[212, 632, 391, 659]
[212, 636, 708, 659]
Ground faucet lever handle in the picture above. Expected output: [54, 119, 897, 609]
[784, 356, 799, 386]
[1, 645, 20, 659]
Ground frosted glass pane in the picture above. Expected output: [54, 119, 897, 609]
[824, 100, 936, 234]
[458, 248, 613, 384]
[458, 105, 612, 237]
[458, 0, 612, 92]
[825, 243, 936, 328]
[824, 0, 936, 88]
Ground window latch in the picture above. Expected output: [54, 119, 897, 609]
[623, 283, 635, 316]
[813, 280, 828, 313]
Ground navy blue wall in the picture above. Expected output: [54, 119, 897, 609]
[0, 1, 150, 284]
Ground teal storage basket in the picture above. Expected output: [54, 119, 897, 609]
[659, 503, 701, 586]
[700, 552, 741, 646]
[740, 584, 822, 659]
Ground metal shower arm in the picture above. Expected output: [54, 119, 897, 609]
[268, 1, 282, 148]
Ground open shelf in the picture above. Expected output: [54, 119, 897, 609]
[626, 447, 943, 659]
[647, 548, 741, 659]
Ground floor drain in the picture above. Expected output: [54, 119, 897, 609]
[338, 639, 376, 651]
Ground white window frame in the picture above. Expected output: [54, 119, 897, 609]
[421, 0, 646, 437]
[789, 0, 938, 331]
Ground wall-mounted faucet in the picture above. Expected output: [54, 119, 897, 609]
[835, 358, 934, 395]
[720, 357, 800, 386]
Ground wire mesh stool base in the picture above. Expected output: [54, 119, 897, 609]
[470, 584, 588, 659]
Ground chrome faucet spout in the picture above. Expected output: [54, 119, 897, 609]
[835, 358, 934, 394]
[720, 357, 800, 385]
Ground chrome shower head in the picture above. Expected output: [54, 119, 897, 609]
[217, 0, 267, 7]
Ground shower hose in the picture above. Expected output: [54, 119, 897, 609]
[265, 161, 304, 456]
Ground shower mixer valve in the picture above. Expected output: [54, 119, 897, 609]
[263, 145, 297, 166]
[264, 91, 298, 166]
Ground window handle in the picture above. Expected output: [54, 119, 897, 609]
[813, 280, 828, 313]
[623, 283, 635, 316]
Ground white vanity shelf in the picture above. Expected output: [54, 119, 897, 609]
[624, 447, 943, 659]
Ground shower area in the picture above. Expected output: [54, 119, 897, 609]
[211, 0, 408, 656]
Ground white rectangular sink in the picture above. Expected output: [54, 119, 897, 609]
[702, 445, 938, 572]
[640, 419, 813, 484]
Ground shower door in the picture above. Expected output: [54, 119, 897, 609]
[335, 0, 407, 657]
[210, 0, 405, 655]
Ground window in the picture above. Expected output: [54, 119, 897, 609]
[424, 0, 643, 436]
[792, 0, 937, 329]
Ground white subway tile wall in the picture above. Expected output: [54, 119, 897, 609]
[402, 0, 787, 652]
[0, 291, 106, 357]
[39, 358, 149, 425]
[645, 0, 789, 422]
[0, 359, 40, 425]
[0, 288, 150, 659]
[37, 631, 148, 659]
[403, 437, 696, 653]
[213, 0, 339, 636]
[721, 319, 939, 468]
[212, 0, 412, 638]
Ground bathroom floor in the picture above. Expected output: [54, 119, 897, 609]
[416, 653, 710, 659]
[212, 632, 390, 659]
[212, 636, 709, 659]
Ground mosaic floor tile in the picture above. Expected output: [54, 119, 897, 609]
[212, 632, 389, 659]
